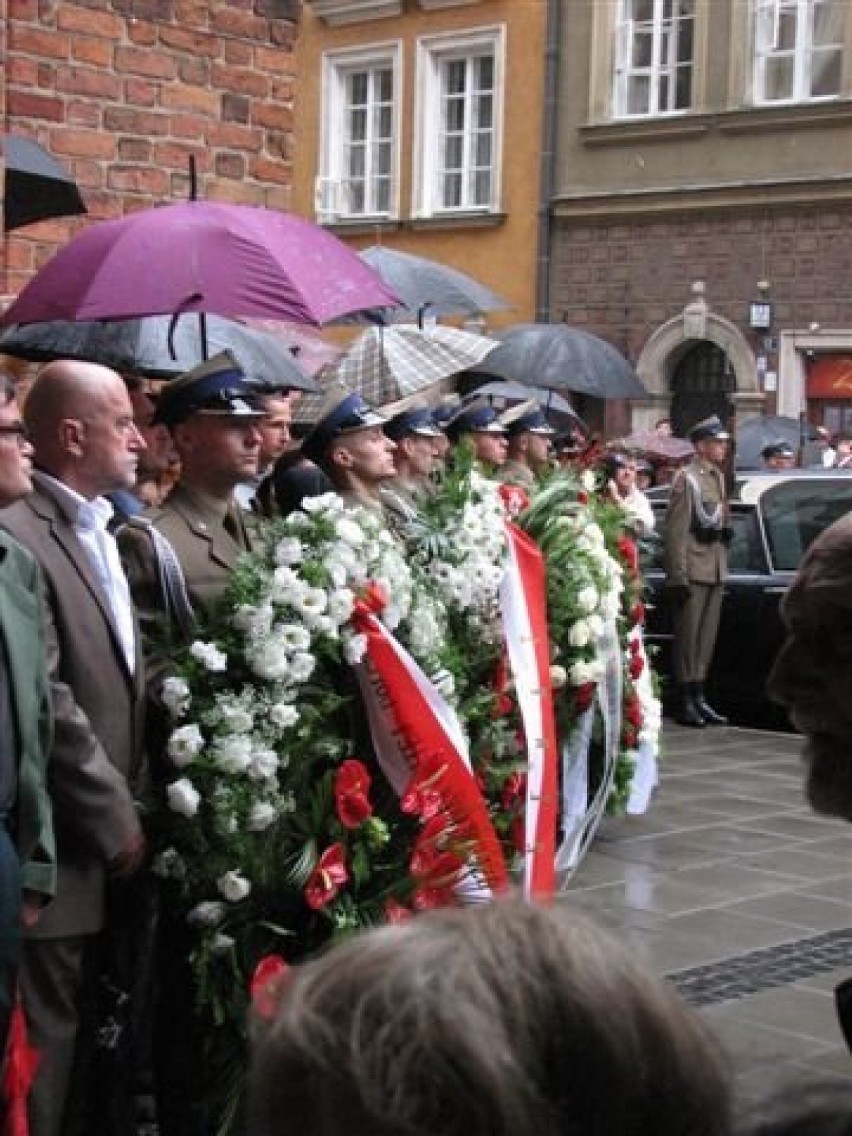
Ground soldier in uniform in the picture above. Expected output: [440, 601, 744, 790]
[500, 401, 555, 490]
[663, 416, 731, 728]
[445, 398, 508, 475]
[117, 351, 267, 638]
[761, 441, 796, 470]
[301, 389, 396, 514]
[380, 405, 444, 523]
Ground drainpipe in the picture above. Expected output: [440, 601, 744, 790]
[535, 0, 561, 324]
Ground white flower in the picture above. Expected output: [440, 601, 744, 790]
[216, 702, 254, 734]
[568, 621, 591, 648]
[167, 778, 201, 818]
[343, 632, 368, 666]
[294, 587, 328, 618]
[581, 470, 598, 492]
[328, 588, 354, 623]
[576, 585, 599, 613]
[190, 641, 228, 672]
[161, 677, 191, 718]
[550, 664, 568, 689]
[247, 800, 277, 831]
[167, 724, 204, 768]
[232, 603, 273, 637]
[569, 660, 605, 686]
[211, 933, 235, 955]
[212, 735, 253, 775]
[248, 747, 279, 781]
[217, 870, 251, 903]
[288, 652, 316, 683]
[274, 536, 304, 566]
[335, 516, 366, 546]
[269, 702, 299, 729]
[187, 901, 226, 927]
[276, 623, 312, 652]
[247, 641, 290, 682]
[151, 847, 186, 880]
[301, 492, 341, 515]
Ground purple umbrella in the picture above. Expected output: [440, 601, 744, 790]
[1, 201, 400, 328]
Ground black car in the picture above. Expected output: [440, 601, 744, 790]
[643, 471, 852, 730]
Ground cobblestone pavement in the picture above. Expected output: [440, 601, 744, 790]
[561, 723, 852, 1102]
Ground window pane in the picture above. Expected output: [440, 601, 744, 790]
[475, 131, 492, 166]
[475, 54, 493, 90]
[674, 62, 692, 107]
[348, 72, 368, 104]
[776, 9, 798, 51]
[376, 105, 392, 136]
[658, 73, 670, 108]
[627, 0, 655, 21]
[377, 68, 393, 100]
[632, 29, 654, 67]
[444, 134, 463, 169]
[764, 55, 794, 100]
[347, 145, 365, 177]
[445, 60, 466, 95]
[445, 98, 465, 132]
[477, 92, 493, 129]
[626, 74, 651, 114]
[813, 0, 844, 45]
[811, 48, 842, 96]
[443, 172, 462, 208]
[348, 109, 366, 142]
[473, 169, 491, 205]
[376, 177, 390, 212]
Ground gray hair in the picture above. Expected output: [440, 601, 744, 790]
[248, 897, 731, 1136]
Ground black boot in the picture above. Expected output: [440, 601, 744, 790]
[675, 683, 706, 728]
[693, 683, 728, 726]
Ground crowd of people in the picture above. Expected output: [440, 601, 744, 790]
[0, 349, 847, 1136]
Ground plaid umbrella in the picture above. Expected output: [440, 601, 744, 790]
[294, 324, 497, 422]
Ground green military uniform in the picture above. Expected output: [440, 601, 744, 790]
[499, 458, 536, 491]
[663, 417, 730, 726]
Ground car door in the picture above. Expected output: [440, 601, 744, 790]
[705, 504, 792, 729]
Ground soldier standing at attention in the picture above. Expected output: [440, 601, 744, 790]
[663, 416, 731, 729]
[499, 401, 556, 491]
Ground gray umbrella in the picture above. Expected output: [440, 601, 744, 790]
[0, 314, 319, 392]
[465, 323, 647, 399]
[3, 133, 87, 232]
[358, 246, 510, 325]
[735, 414, 818, 470]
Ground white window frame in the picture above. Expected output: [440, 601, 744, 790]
[317, 43, 402, 223]
[412, 26, 505, 219]
[752, 0, 845, 105]
[613, 0, 695, 118]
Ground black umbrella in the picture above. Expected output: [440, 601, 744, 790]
[2, 133, 87, 232]
[0, 314, 319, 393]
[358, 246, 510, 326]
[465, 323, 647, 399]
[735, 414, 819, 470]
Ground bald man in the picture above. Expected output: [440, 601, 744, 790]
[0, 361, 148, 1136]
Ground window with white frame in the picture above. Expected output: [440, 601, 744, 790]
[613, 0, 695, 118]
[318, 45, 400, 222]
[414, 28, 504, 218]
[753, 0, 844, 103]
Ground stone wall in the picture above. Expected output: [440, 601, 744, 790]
[2, 0, 299, 295]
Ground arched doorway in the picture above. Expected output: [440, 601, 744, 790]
[670, 341, 736, 437]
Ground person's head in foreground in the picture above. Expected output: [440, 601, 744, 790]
[301, 389, 396, 499]
[767, 512, 852, 821]
[445, 397, 508, 470]
[735, 1076, 852, 1136]
[247, 897, 731, 1136]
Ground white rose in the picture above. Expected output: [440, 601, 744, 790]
[247, 800, 277, 831]
[217, 703, 253, 734]
[576, 586, 599, 613]
[269, 703, 299, 729]
[568, 621, 591, 648]
[343, 632, 368, 666]
[167, 778, 201, 818]
[232, 603, 273, 637]
[212, 735, 253, 775]
[328, 588, 354, 623]
[569, 660, 604, 686]
[248, 747, 279, 781]
[217, 870, 251, 903]
[187, 901, 226, 927]
[277, 623, 312, 652]
[550, 664, 568, 689]
[274, 537, 304, 566]
[289, 652, 316, 683]
[248, 642, 290, 682]
[167, 724, 204, 768]
[335, 517, 366, 546]
[161, 677, 191, 718]
[190, 641, 228, 672]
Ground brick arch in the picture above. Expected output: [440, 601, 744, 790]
[635, 311, 758, 399]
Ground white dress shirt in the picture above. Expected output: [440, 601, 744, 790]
[35, 472, 137, 675]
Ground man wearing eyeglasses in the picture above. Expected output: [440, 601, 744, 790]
[0, 360, 147, 1136]
[0, 374, 55, 1088]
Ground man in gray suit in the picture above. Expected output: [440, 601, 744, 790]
[0, 360, 148, 1136]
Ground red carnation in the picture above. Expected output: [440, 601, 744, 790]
[304, 843, 349, 911]
[625, 696, 644, 728]
[577, 490, 589, 505]
[628, 653, 645, 680]
[501, 771, 526, 813]
[622, 725, 639, 749]
[618, 535, 639, 577]
[334, 759, 373, 829]
[499, 483, 530, 514]
[631, 601, 646, 626]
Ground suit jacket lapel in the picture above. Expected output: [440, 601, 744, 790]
[29, 492, 136, 685]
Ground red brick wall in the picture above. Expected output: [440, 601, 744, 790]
[2, 0, 299, 296]
[551, 205, 852, 364]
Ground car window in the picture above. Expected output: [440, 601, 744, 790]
[761, 480, 852, 571]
